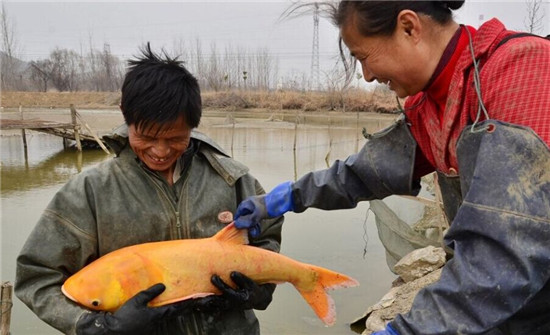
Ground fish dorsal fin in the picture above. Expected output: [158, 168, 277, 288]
[213, 222, 249, 245]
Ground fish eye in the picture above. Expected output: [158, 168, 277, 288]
[92, 300, 100, 307]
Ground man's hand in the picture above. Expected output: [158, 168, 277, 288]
[195, 272, 273, 313]
[76, 283, 195, 335]
[234, 181, 294, 237]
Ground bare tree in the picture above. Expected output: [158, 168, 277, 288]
[49, 47, 81, 91]
[205, 42, 223, 91]
[30, 60, 53, 92]
[524, 0, 545, 34]
[324, 59, 348, 110]
[254, 47, 274, 90]
[1, 3, 22, 90]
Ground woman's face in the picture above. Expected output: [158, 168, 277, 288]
[341, 12, 432, 98]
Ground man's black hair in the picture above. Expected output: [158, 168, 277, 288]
[120, 42, 201, 131]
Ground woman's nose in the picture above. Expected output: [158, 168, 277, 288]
[361, 63, 375, 82]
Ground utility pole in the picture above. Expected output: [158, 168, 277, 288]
[310, 2, 320, 91]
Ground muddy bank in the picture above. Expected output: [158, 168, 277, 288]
[1, 90, 401, 113]
[0, 107, 398, 138]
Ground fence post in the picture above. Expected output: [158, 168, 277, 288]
[70, 104, 82, 151]
[1, 282, 13, 335]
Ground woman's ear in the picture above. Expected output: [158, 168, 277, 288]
[396, 10, 422, 42]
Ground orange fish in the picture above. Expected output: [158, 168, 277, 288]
[62, 222, 359, 326]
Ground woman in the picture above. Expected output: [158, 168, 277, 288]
[234, 1, 550, 334]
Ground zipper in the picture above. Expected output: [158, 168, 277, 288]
[139, 166, 182, 238]
[176, 159, 193, 238]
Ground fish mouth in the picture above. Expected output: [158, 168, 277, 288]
[61, 284, 77, 303]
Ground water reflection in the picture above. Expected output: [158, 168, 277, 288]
[1, 117, 401, 335]
[1, 135, 111, 196]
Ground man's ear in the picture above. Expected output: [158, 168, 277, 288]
[396, 10, 422, 43]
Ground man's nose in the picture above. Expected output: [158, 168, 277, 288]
[152, 140, 170, 156]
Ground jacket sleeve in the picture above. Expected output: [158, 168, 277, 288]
[391, 121, 550, 334]
[15, 175, 98, 335]
[291, 117, 421, 213]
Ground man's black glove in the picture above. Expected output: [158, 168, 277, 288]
[76, 283, 195, 335]
[195, 271, 274, 313]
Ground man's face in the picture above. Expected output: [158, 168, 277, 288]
[128, 115, 192, 176]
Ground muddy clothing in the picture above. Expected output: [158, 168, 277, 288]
[290, 19, 550, 334]
[15, 126, 283, 335]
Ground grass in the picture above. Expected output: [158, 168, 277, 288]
[1, 88, 402, 114]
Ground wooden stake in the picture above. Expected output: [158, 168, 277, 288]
[1, 282, 13, 335]
[70, 104, 82, 152]
[73, 110, 111, 155]
[19, 104, 27, 150]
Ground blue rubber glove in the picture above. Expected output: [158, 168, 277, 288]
[372, 324, 399, 335]
[234, 181, 294, 237]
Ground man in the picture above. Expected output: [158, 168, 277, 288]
[15, 44, 283, 335]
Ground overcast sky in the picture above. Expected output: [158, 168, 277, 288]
[4, 1, 549, 79]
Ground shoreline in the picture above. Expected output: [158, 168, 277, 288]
[1, 106, 398, 136]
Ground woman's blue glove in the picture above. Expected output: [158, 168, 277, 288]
[234, 181, 294, 237]
[372, 324, 399, 335]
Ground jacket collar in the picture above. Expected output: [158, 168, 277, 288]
[102, 124, 247, 186]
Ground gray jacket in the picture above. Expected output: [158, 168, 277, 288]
[15, 126, 283, 335]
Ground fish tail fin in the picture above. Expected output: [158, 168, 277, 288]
[295, 265, 359, 326]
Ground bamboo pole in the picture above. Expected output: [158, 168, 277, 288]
[70, 104, 82, 152]
[1, 282, 13, 335]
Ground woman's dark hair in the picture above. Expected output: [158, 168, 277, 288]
[120, 42, 201, 132]
[334, 1, 465, 36]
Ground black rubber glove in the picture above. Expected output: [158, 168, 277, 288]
[76, 283, 195, 335]
[195, 271, 274, 313]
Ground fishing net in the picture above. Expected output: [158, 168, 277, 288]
[370, 173, 449, 273]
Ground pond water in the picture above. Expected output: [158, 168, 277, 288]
[1, 114, 421, 334]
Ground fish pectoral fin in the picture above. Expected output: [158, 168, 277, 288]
[150, 292, 216, 307]
[212, 222, 249, 245]
[183, 292, 215, 300]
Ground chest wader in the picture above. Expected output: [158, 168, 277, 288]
[393, 121, 550, 335]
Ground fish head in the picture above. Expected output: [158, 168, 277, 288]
[62, 270, 126, 312]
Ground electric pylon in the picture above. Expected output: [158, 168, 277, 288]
[310, 2, 320, 91]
